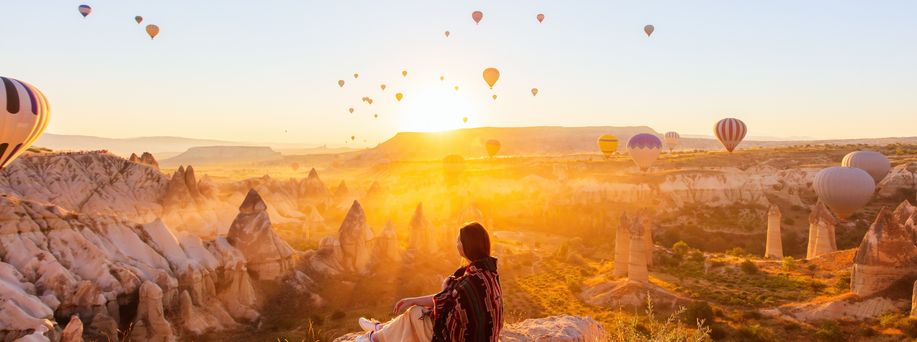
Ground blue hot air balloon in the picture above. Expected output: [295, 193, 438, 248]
[626, 133, 662, 171]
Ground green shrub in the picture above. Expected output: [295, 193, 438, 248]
[687, 250, 706, 262]
[684, 301, 715, 325]
[781, 256, 796, 272]
[833, 272, 851, 291]
[673, 241, 690, 257]
[726, 247, 749, 257]
[740, 259, 758, 274]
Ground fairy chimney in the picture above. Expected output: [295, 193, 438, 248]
[807, 201, 837, 259]
[409, 203, 434, 255]
[338, 201, 375, 274]
[638, 209, 653, 267]
[613, 212, 631, 278]
[765, 205, 784, 259]
[627, 216, 649, 283]
[851, 201, 917, 297]
[227, 189, 295, 281]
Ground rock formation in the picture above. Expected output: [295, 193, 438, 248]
[333, 315, 606, 342]
[374, 220, 401, 263]
[130, 152, 141, 163]
[130, 281, 175, 342]
[302, 168, 331, 203]
[627, 215, 648, 284]
[876, 162, 916, 200]
[408, 203, 434, 255]
[912, 280, 917, 318]
[613, 213, 631, 278]
[851, 201, 917, 297]
[638, 209, 653, 267]
[807, 201, 837, 259]
[61, 315, 83, 342]
[765, 205, 783, 259]
[140, 152, 160, 170]
[338, 201, 375, 274]
[227, 189, 295, 281]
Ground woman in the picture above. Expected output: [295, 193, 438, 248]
[356, 222, 503, 342]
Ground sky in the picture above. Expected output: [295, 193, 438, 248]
[3, 1, 916, 146]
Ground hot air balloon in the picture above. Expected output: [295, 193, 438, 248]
[351, 136, 355, 141]
[714, 118, 747, 152]
[348, 108, 354, 114]
[146, 24, 160, 39]
[374, 114, 378, 118]
[531, 88, 538, 96]
[135, 16, 143, 24]
[78, 5, 92, 18]
[492, 94, 497, 101]
[402, 70, 408, 77]
[813, 167, 876, 219]
[644, 25, 654, 37]
[485, 140, 501, 158]
[361, 97, 368, 102]
[596, 135, 619, 158]
[367, 98, 373, 105]
[0, 77, 51, 170]
[842, 151, 890, 184]
[664, 131, 680, 152]
[537, 14, 545, 23]
[444, 31, 450, 38]
[472, 11, 483, 25]
[338, 80, 345, 88]
[353, 73, 359, 79]
[380, 84, 386, 91]
[440, 76, 445, 81]
[454, 86, 460, 91]
[483, 68, 500, 89]
[463, 117, 468, 123]
[395, 93, 403, 101]
[291, 163, 300, 171]
[627, 134, 662, 171]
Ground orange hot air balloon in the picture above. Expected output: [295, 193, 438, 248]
[401, 70, 408, 77]
[146, 24, 160, 39]
[536, 13, 545, 23]
[367, 98, 373, 105]
[492, 94, 497, 101]
[644, 25, 654, 37]
[380, 84, 386, 91]
[338, 80, 345, 88]
[531, 88, 538, 96]
[440, 75, 445, 81]
[395, 93, 403, 101]
[472, 11, 483, 25]
[483, 68, 500, 89]
[291, 163, 300, 171]
[484, 139, 501, 158]
[444, 31, 450, 37]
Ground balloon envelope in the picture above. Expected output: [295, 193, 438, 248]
[380, 84, 386, 90]
[531, 88, 538, 96]
[338, 80, 345, 88]
[348, 108, 354, 114]
[402, 70, 408, 77]
[135, 16, 143, 24]
[813, 166, 875, 219]
[842, 151, 890, 184]
[483, 68, 500, 89]
[626, 134, 662, 171]
[472, 11, 483, 24]
[537, 14, 545, 23]
[291, 163, 300, 171]
[664, 131, 680, 151]
[353, 73, 359, 79]
[395, 93, 403, 101]
[146, 24, 160, 39]
[485, 140, 501, 158]
[644, 25, 654, 36]
[714, 118, 747, 152]
[444, 31, 450, 37]
[596, 134, 619, 158]
[0, 77, 51, 170]
[78, 5, 92, 17]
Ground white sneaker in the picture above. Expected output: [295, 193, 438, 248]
[358, 317, 381, 332]
[355, 333, 370, 342]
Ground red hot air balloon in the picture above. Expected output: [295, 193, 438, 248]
[536, 14, 545, 23]
[472, 11, 483, 25]
[714, 118, 747, 153]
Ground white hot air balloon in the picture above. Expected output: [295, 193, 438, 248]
[626, 133, 662, 171]
[664, 131, 680, 152]
[841, 151, 890, 184]
[0, 77, 51, 170]
[813, 166, 876, 219]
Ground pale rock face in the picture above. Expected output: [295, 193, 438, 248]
[638, 210, 653, 267]
[408, 203, 434, 255]
[302, 168, 332, 204]
[227, 189, 295, 281]
[876, 163, 916, 200]
[373, 221, 401, 263]
[140, 152, 160, 170]
[61, 315, 83, 342]
[779, 293, 909, 322]
[765, 205, 783, 259]
[334, 315, 606, 342]
[130, 281, 175, 342]
[613, 213, 631, 278]
[807, 201, 837, 259]
[309, 236, 345, 277]
[337, 201, 375, 274]
[851, 201, 917, 297]
[627, 216, 648, 284]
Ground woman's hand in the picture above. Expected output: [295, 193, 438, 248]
[392, 297, 415, 314]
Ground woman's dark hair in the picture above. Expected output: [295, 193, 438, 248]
[459, 222, 491, 261]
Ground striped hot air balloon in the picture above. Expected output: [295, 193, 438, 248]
[664, 131, 680, 152]
[0, 77, 51, 170]
[841, 151, 890, 184]
[627, 134, 662, 171]
[813, 166, 875, 219]
[596, 134, 619, 158]
[714, 118, 747, 152]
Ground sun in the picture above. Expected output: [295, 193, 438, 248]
[397, 86, 476, 132]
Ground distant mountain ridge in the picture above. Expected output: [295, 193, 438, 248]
[162, 146, 283, 166]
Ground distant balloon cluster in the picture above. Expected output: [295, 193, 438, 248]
[77, 4, 160, 40]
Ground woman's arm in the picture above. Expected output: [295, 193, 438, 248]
[392, 294, 435, 314]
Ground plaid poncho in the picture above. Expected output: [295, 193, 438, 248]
[431, 257, 503, 342]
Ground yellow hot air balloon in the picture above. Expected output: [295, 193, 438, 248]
[531, 88, 538, 96]
[367, 98, 373, 105]
[0, 77, 51, 170]
[492, 94, 497, 101]
[485, 139, 501, 158]
[338, 80, 345, 88]
[146, 24, 160, 39]
[395, 93, 403, 101]
[440, 75, 445, 81]
[380, 84, 386, 91]
[463, 117, 468, 123]
[483, 67, 500, 89]
[402, 70, 408, 77]
[454, 86, 459, 91]
[348, 108, 354, 114]
[596, 134, 619, 159]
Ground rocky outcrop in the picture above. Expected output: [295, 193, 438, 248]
[227, 189, 295, 281]
[777, 293, 909, 322]
[130, 281, 175, 342]
[851, 201, 917, 297]
[140, 152, 160, 170]
[130, 153, 141, 163]
[302, 168, 331, 204]
[582, 280, 691, 311]
[627, 214, 649, 284]
[638, 210, 653, 268]
[408, 203, 434, 255]
[61, 315, 83, 342]
[334, 315, 605, 342]
[613, 213, 630, 278]
[374, 221, 401, 263]
[876, 163, 916, 200]
[807, 201, 837, 259]
[765, 205, 783, 259]
[338, 201, 374, 274]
